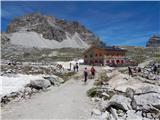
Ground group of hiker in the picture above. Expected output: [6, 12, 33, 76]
[128, 66, 141, 76]
[152, 63, 159, 74]
[84, 66, 96, 83]
[128, 63, 159, 76]
[70, 62, 79, 72]
[70, 62, 96, 83]
[73, 63, 79, 72]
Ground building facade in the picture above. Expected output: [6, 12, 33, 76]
[84, 46, 130, 66]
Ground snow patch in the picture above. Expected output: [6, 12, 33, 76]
[0, 74, 44, 96]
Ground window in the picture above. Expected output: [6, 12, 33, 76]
[116, 60, 120, 64]
[90, 55, 93, 58]
[95, 54, 98, 56]
[106, 60, 110, 63]
[95, 60, 98, 63]
[121, 60, 124, 64]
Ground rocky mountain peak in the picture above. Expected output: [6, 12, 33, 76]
[7, 12, 99, 44]
[146, 35, 160, 47]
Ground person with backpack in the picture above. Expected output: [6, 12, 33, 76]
[128, 66, 133, 76]
[84, 67, 88, 84]
[76, 63, 79, 72]
[73, 65, 76, 72]
[90, 66, 96, 79]
[153, 64, 157, 74]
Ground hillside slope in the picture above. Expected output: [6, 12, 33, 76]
[8, 31, 89, 49]
[120, 46, 160, 63]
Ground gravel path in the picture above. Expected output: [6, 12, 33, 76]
[2, 66, 99, 120]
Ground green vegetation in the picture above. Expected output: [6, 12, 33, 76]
[87, 87, 97, 97]
[87, 71, 115, 99]
[87, 86, 115, 100]
[2, 47, 84, 62]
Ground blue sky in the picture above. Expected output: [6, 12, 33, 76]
[1, 1, 160, 46]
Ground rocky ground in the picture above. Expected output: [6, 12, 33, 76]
[1, 61, 160, 120]
[1, 65, 104, 119]
[88, 61, 160, 120]
[1, 61, 76, 106]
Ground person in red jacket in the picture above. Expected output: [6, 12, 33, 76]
[91, 66, 96, 79]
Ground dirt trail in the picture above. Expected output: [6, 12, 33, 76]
[2, 66, 102, 119]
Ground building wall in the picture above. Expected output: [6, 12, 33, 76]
[84, 48, 104, 65]
[84, 47, 127, 66]
[104, 50, 127, 66]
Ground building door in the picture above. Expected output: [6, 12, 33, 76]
[116, 60, 120, 64]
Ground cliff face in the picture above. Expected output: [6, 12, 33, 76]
[7, 13, 99, 44]
[146, 35, 160, 47]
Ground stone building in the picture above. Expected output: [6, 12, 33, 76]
[83, 45, 130, 66]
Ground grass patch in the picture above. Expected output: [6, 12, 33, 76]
[87, 87, 97, 97]
[2, 46, 85, 62]
[87, 87, 116, 100]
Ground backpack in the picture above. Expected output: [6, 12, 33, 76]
[91, 67, 95, 72]
[84, 70, 88, 76]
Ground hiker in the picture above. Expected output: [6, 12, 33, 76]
[70, 63, 72, 71]
[133, 67, 137, 73]
[138, 67, 141, 73]
[73, 65, 76, 72]
[76, 63, 79, 72]
[153, 64, 157, 74]
[90, 66, 96, 79]
[128, 66, 133, 76]
[84, 67, 88, 83]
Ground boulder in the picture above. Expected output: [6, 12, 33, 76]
[1, 96, 11, 104]
[117, 109, 125, 118]
[43, 75, 64, 85]
[126, 87, 135, 99]
[101, 92, 110, 98]
[91, 97, 101, 102]
[29, 79, 51, 89]
[126, 110, 143, 120]
[131, 98, 137, 110]
[101, 111, 110, 119]
[134, 93, 160, 110]
[146, 113, 153, 119]
[23, 87, 33, 98]
[135, 85, 160, 95]
[7, 92, 20, 99]
[110, 107, 119, 120]
[104, 95, 132, 111]
[1, 92, 20, 105]
[91, 108, 101, 115]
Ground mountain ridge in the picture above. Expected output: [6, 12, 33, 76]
[146, 35, 160, 47]
[6, 13, 101, 48]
